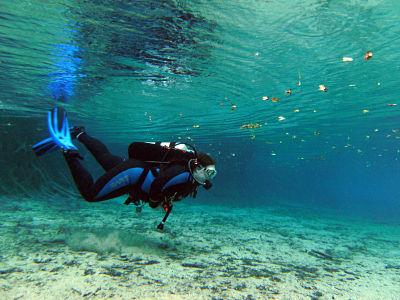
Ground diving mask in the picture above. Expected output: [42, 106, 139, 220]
[192, 164, 217, 184]
[204, 165, 217, 179]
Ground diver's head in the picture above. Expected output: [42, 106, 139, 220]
[189, 152, 217, 186]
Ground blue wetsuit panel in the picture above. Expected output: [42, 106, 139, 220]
[162, 172, 191, 192]
[96, 167, 144, 198]
[141, 171, 155, 194]
[140, 168, 160, 193]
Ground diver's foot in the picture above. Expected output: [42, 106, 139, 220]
[70, 126, 85, 140]
[62, 149, 83, 160]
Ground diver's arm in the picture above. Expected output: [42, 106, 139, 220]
[149, 165, 193, 208]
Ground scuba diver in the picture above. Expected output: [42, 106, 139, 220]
[32, 107, 217, 229]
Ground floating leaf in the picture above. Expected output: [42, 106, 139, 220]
[319, 85, 328, 92]
[240, 123, 262, 129]
[297, 71, 302, 86]
[271, 97, 280, 102]
[342, 57, 353, 62]
[364, 51, 373, 61]
[277, 116, 286, 121]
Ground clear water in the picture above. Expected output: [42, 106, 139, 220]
[1, 1, 400, 299]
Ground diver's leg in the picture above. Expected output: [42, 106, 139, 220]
[77, 132, 124, 171]
[64, 154, 145, 202]
[63, 152, 95, 201]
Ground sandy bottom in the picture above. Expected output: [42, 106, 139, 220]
[0, 197, 399, 300]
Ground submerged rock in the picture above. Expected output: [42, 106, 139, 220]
[84, 268, 96, 275]
[308, 250, 335, 261]
[136, 260, 160, 265]
[385, 265, 400, 270]
[233, 283, 247, 291]
[0, 267, 23, 275]
[50, 266, 63, 273]
[255, 284, 268, 291]
[33, 257, 52, 264]
[181, 262, 207, 269]
[102, 267, 123, 277]
[63, 259, 80, 266]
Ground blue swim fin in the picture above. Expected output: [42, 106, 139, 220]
[47, 107, 77, 151]
[32, 137, 59, 156]
[32, 107, 77, 156]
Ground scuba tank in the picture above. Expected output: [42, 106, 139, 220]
[128, 141, 196, 165]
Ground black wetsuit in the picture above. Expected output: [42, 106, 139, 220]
[64, 133, 199, 207]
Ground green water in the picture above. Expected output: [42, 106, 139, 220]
[1, 1, 400, 299]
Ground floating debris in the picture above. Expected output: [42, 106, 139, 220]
[362, 109, 369, 114]
[364, 51, 373, 61]
[271, 152, 277, 156]
[271, 97, 280, 102]
[285, 89, 292, 95]
[262, 96, 269, 101]
[277, 116, 286, 121]
[293, 108, 300, 113]
[297, 71, 302, 86]
[314, 131, 321, 136]
[342, 57, 353, 62]
[192, 124, 200, 128]
[231, 104, 237, 110]
[348, 84, 356, 87]
[387, 103, 397, 107]
[240, 123, 262, 129]
[319, 84, 328, 92]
